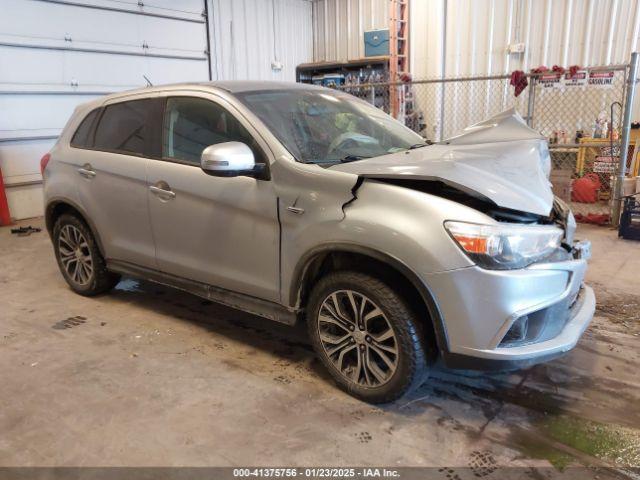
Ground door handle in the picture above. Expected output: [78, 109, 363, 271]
[286, 206, 305, 215]
[77, 165, 96, 178]
[149, 184, 176, 200]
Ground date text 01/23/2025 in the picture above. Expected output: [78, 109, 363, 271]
[233, 468, 400, 478]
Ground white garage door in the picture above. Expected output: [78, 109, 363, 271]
[0, 0, 210, 220]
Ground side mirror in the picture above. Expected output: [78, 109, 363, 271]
[200, 141, 258, 177]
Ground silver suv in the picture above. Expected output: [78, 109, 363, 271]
[42, 81, 595, 403]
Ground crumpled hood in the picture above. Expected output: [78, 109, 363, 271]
[330, 109, 554, 217]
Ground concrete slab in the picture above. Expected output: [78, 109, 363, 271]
[0, 219, 638, 473]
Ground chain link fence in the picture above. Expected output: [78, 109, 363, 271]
[337, 63, 635, 222]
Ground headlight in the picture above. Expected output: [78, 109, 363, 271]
[444, 221, 563, 270]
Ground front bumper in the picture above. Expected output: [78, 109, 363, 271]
[422, 257, 595, 370]
[442, 285, 595, 370]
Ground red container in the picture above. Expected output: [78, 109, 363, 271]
[572, 173, 601, 203]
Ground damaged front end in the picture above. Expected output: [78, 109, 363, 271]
[331, 108, 555, 217]
[552, 196, 592, 262]
[333, 109, 590, 265]
[362, 176, 586, 265]
[319, 109, 596, 364]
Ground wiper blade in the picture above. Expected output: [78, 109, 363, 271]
[340, 155, 370, 163]
[409, 141, 433, 149]
[301, 159, 359, 165]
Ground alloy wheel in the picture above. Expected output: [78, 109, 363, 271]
[317, 290, 398, 387]
[58, 224, 93, 286]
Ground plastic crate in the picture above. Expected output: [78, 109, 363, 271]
[619, 193, 640, 240]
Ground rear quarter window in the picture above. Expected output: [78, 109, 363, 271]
[70, 109, 100, 148]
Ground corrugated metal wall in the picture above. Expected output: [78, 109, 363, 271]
[311, 0, 640, 72]
[312, 0, 388, 61]
[210, 0, 313, 81]
[411, 0, 640, 79]
[311, 0, 640, 125]
[411, 0, 640, 133]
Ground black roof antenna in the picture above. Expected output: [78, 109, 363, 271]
[143, 75, 153, 87]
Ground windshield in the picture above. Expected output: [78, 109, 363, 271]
[235, 89, 424, 164]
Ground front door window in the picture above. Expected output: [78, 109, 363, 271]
[163, 97, 265, 165]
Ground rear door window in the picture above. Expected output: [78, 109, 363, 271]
[71, 108, 100, 148]
[94, 98, 162, 157]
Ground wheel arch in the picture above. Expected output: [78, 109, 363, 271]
[45, 198, 106, 257]
[290, 244, 450, 355]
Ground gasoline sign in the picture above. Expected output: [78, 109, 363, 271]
[588, 71, 615, 89]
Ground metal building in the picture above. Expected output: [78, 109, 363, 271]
[0, 0, 312, 220]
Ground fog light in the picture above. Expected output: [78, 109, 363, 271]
[501, 315, 529, 346]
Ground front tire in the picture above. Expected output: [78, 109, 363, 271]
[53, 214, 120, 296]
[307, 271, 429, 403]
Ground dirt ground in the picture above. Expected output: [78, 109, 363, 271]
[1, 219, 639, 478]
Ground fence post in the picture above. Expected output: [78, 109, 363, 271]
[438, 83, 446, 141]
[612, 52, 639, 226]
[526, 76, 536, 127]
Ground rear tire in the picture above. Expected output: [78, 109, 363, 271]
[53, 214, 120, 296]
[306, 271, 429, 403]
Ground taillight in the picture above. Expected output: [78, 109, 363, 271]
[40, 153, 51, 176]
